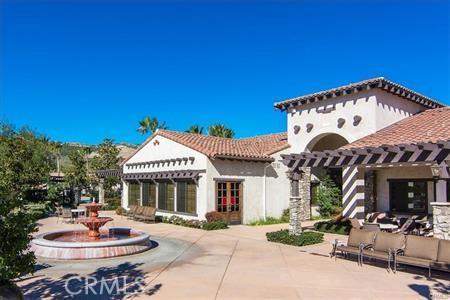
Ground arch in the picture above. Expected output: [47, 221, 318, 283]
[305, 133, 350, 152]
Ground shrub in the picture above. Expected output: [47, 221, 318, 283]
[115, 207, 126, 215]
[202, 221, 228, 231]
[24, 201, 54, 221]
[281, 208, 290, 222]
[266, 230, 323, 246]
[205, 211, 224, 222]
[314, 174, 341, 217]
[313, 219, 351, 235]
[102, 198, 121, 210]
[249, 217, 287, 226]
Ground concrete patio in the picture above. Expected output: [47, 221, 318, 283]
[17, 211, 450, 299]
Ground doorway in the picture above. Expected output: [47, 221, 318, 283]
[216, 181, 242, 224]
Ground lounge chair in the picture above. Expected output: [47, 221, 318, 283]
[135, 207, 156, 223]
[125, 205, 139, 218]
[349, 218, 362, 229]
[361, 231, 405, 270]
[393, 235, 440, 277]
[332, 229, 376, 265]
[129, 206, 144, 220]
[430, 240, 450, 275]
[362, 223, 381, 232]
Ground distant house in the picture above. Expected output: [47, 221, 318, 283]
[120, 130, 290, 224]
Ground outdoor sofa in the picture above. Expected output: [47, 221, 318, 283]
[134, 206, 156, 223]
[332, 229, 450, 277]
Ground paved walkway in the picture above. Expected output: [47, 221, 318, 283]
[17, 211, 450, 299]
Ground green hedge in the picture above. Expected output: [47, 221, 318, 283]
[202, 221, 228, 231]
[266, 230, 324, 246]
[313, 219, 351, 235]
[24, 202, 54, 221]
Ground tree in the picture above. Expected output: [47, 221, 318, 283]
[91, 139, 121, 198]
[186, 125, 204, 134]
[314, 173, 342, 217]
[64, 147, 92, 198]
[0, 124, 55, 288]
[137, 116, 168, 135]
[207, 124, 234, 138]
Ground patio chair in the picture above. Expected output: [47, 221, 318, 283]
[393, 235, 440, 277]
[430, 240, 450, 276]
[61, 208, 73, 224]
[361, 231, 405, 270]
[125, 205, 138, 218]
[129, 206, 144, 220]
[362, 223, 381, 232]
[331, 229, 376, 265]
[55, 206, 63, 223]
[349, 218, 362, 229]
[135, 207, 156, 223]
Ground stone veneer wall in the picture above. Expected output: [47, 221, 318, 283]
[431, 202, 450, 240]
[298, 167, 311, 221]
[364, 170, 376, 214]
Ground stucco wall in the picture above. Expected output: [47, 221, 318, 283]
[206, 149, 291, 224]
[375, 166, 434, 213]
[287, 89, 426, 153]
[121, 134, 209, 219]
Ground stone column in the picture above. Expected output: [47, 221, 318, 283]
[287, 169, 304, 235]
[98, 178, 105, 204]
[299, 167, 311, 221]
[364, 170, 376, 213]
[431, 202, 450, 240]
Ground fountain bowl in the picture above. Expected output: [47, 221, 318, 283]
[31, 229, 152, 260]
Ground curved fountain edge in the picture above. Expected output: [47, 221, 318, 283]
[32, 229, 151, 248]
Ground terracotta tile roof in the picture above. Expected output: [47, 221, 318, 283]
[123, 130, 289, 164]
[341, 107, 450, 149]
[274, 77, 444, 110]
[157, 130, 289, 161]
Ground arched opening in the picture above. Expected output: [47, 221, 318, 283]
[306, 133, 349, 218]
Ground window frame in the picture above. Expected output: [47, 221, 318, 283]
[388, 179, 430, 214]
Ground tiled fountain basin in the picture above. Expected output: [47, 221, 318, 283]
[31, 229, 152, 260]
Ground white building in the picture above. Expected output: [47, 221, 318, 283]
[114, 77, 449, 226]
[120, 131, 290, 224]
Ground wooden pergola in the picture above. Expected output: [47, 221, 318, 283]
[281, 140, 450, 171]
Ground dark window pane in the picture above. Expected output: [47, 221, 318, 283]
[390, 180, 427, 214]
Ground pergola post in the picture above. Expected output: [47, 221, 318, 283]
[98, 178, 105, 204]
[287, 169, 304, 235]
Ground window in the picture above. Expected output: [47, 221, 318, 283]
[389, 180, 428, 214]
[128, 182, 140, 206]
[158, 182, 174, 211]
[142, 182, 156, 207]
[176, 181, 196, 214]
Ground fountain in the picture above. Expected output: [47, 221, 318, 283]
[77, 203, 113, 239]
[31, 203, 152, 260]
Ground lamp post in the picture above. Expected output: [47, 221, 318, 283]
[430, 164, 442, 202]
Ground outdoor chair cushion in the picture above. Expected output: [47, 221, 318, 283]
[404, 235, 439, 261]
[437, 240, 450, 264]
[396, 255, 433, 268]
[347, 229, 376, 248]
[373, 231, 405, 253]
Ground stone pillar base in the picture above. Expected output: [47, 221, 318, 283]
[431, 202, 450, 240]
[289, 197, 303, 235]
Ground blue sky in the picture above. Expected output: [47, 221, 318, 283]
[1, 0, 449, 144]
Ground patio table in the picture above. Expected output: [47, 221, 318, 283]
[71, 208, 86, 218]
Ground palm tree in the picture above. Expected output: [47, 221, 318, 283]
[207, 124, 234, 138]
[186, 125, 204, 134]
[137, 116, 168, 135]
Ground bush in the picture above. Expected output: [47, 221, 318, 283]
[266, 230, 324, 247]
[249, 217, 287, 226]
[205, 211, 224, 222]
[313, 219, 351, 235]
[115, 207, 126, 215]
[24, 201, 54, 221]
[202, 221, 228, 231]
[314, 174, 341, 217]
[281, 208, 290, 222]
[102, 198, 120, 210]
